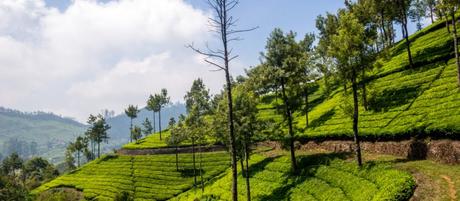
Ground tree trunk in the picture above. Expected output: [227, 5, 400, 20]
[97, 142, 100, 159]
[152, 111, 156, 134]
[159, 108, 162, 140]
[351, 70, 363, 167]
[240, 157, 245, 177]
[225, 69, 239, 201]
[304, 87, 309, 127]
[244, 135, 251, 201]
[380, 9, 387, 48]
[199, 145, 204, 192]
[362, 68, 368, 111]
[430, 4, 434, 24]
[130, 118, 133, 143]
[175, 145, 179, 171]
[451, 12, 460, 87]
[401, 9, 414, 68]
[280, 78, 297, 173]
[77, 151, 80, 167]
[192, 138, 196, 185]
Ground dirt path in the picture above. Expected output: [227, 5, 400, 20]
[441, 175, 457, 201]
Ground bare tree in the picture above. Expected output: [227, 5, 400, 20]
[187, 1, 256, 200]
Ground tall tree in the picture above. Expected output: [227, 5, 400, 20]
[157, 89, 170, 140]
[146, 94, 158, 133]
[329, 10, 368, 166]
[439, 0, 460, 87]
[299, 33, 318, 127]
[263, 28, 304, 173]
[395, 0, 415, 68]
[166, 118, 183, 171]
[92, 114, 111, 158]
[125, 105, 139, 143]
[188, 1, 256, 198]
[233, 84, 263, 201]
[315, 13, 339, 96]
[73, 136, 87, 167]
[184, 79, 211, 187]
[142, 118, 153, 136]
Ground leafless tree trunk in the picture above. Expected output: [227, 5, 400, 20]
[187, 1, 257, 200]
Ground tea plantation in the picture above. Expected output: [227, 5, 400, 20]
[173, 152, 415, 201]
[32, 152, 230, 200]
[257, 19, 460, 140]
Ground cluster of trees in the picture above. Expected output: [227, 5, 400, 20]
[0, 153, 59, 200]
[124, 88, 171, 143]
[65, 114, 110, 171]
[182, 0, 460, 201]
[2, 139, 38, 160]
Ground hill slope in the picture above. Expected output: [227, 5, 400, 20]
[258, 20, 460, 140]
[0, 107, 86, 163]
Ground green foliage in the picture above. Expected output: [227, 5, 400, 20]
[257, 17, 460, 141]
[33, 152, 230, 201]
[173, 153, 415, 201]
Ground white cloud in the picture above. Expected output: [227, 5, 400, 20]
[0, 0, 244, 122]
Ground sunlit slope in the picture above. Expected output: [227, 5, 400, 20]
[173, 153, 415, 201]
[258, 20, 460, 140]
[33, 152, 230, 200]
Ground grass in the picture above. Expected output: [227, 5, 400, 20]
[257, 17, 460, 141]
[363, 153, 460, 201]
[32, 152, 230, 200]
[122, 130, 172, 149]
[172, 150, 415, 201]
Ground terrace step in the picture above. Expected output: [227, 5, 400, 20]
[117, 144, 226, 155]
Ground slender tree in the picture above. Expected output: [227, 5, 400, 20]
[125, 105, 139, 143]
[263, 28, 304, 173]
[329, 10, 369, 166]
[299, 33, 318, 127]
[157, 89, 170, 140]
[396, 0, 415, 68]
[439, 0, 460, 87]
[73, 136, 87, 167]
[131, 125, 142, 143]
[142, 118, 153, 136]
[146, 94, 158, 133]
[93, 114, 111, 158]
[166, 118, 183, 171]
[184, 79, 211, 187]
[187, 1, 256, 198]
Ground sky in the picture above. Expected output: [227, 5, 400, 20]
[0, 0, 422, 122]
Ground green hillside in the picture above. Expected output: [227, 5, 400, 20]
[173, 152, 415, 201]
[32, 152, 230, 200]
[32, 10, 460, 201]
[258, 20, 460, 141]
[0, 108, 86, 163]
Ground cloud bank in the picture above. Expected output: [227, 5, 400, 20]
[0, 0, 242, 122]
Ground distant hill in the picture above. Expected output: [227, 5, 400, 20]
[0, 107, 86, 163]
[0, 103, 186, 164]
[106, 102, 186, 142]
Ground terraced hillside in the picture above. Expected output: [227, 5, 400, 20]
[173, 152, 415, 201]
[32, 152, 230, 200]
[257, 19, 460, 140]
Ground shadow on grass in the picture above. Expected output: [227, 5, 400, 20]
[309, 109, 335, 128]
[368, 85, 421, 112]
[258, 152, 351, 201]
[179, 168, 206, 177]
